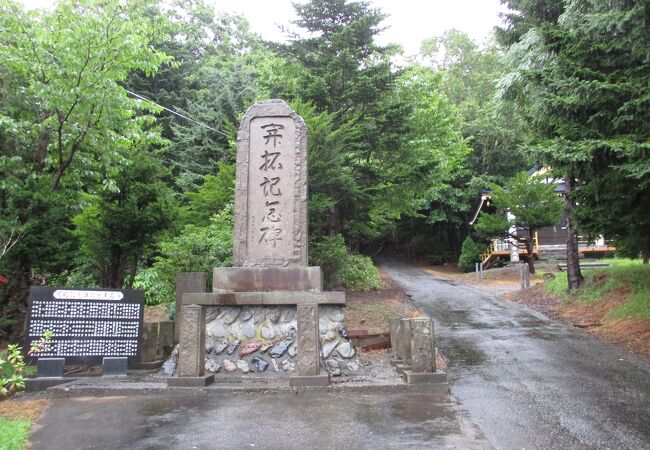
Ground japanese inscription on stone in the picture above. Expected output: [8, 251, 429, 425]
[234, 100, 307, 267]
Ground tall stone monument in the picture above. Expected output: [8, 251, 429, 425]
[171, 100, 345, 387]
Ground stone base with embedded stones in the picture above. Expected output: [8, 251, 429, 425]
[289, 374, 330, 387]
[402, 370, 447, 384]
[390, 358, 404, 367]
[166, 374, 215, 387]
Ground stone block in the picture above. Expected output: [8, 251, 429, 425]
[183, 291, 345, 306]
[397, 318, 412, 364]
[103, 357, 128, 376]
[289, 374, 330, 387]
[402, 370, 447, 384]
[167, 374, 215, 388]
[409, 317, 435, 373]
[390, 358, 404, 367]
[296, 303, 321, 376]
[389, 319, 400, 354]
[213, 267, 322, 292]
[158, 321, 175, 358]
[175, 272, 206, 343]
[178, 305, 206, 377]
[140, 322, 158, 363]
[36, 358, 65, 378]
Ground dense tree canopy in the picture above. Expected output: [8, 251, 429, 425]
[0, 0, 646, 337]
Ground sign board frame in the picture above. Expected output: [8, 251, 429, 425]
[25, 286, 145, 366]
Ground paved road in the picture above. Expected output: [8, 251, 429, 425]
[31, 260, 649, 449]
[382, 259, 650, 449]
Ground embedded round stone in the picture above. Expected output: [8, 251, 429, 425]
[223, 359, 237, 372]
[236, 359, 250, 373]
[207, 321, 227, 338]
[223, 308, 240, 325]
[239, 323, 256, 339]
[239, 341, 262, 357]
[321, 339, 339, 359]
[213, 339, 229, 354]
[240, 308, 254, 322]
[280, 308, 295, 323]
[261, 326, 276, 340]
[226, 339, 240, 355]
[328, 308, 344, 322]
[205, 358, 221, 373]
[281, 359, 295, 372]
[205, 339, 214, 354]
[270, 339, 294, 358]
[271, 358, 280, 372]
[325, 358, 341, 376]
[267, 310, 280, 323]
[251, 356, 269, 372]
[288, 344, 297, 357]
[337, 342, 355, 358]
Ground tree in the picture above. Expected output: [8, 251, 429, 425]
[475, 172, 563, 273]
[0, 0, 172, 337]
[73, 151, 176, 288]
[497, 0, 649, 286]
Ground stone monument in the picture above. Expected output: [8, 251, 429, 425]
[169, 100, 346, 387]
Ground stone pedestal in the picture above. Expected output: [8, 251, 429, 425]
[397, 318, 412, 364]
[102, 357, 128, 376]
[409, 318, 435, 373]
[178, 305, 207, 378]
[290, 303, 329, 386]
[175, 273, 206, 343]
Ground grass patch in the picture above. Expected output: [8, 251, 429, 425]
[544, 259, 650, 319]
[0, 417, 31, 450]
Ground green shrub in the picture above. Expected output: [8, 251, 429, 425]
[1, 344, 26, 398]
[309, 235, 381, 291]
[458, 237, 485, 272]
[153, 209, 233, 286]
[132, 267, 174, 306]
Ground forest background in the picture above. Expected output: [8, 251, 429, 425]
[0, 0, 647, 340]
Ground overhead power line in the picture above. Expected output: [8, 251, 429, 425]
[125, 89, 228, 137]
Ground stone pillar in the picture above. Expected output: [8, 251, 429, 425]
[175, 272, 206, 343]
[398, 318, 412, 364]
[140, 322, 158, 363]
[409, 318, 435, 373]
[178, 305, 206, 377]
[389, 319, 400, 355]
[296, 303, 320, 376]
[157, 321, 175, 358]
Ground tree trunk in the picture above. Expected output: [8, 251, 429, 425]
[643, 251, 649, 264]
[526, 234, 536, 274]
[564, 174, 583, 290]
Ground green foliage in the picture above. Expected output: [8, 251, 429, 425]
[498, 0, 649, 260]
[476, 172, 563, 238]
[184, 163, 235, 226]
[0, 344, 25, 397]
[458, 237, 485, 272]
[309, 235, 381, 291]
[132, 267, 174, 306]
[544, 260, 650, 319]
[0, 417, 31, 450]
[73, 152, 176, 288]
[153, 210, 233, 286]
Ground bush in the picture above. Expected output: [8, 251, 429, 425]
[1, 344, 26, 398]
[458, 237, 485, 272]
[132, 267, 174, 306]
[310, 235, 381, 291]
[153, 209, 233, 286]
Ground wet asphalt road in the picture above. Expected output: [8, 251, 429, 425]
[31, 261, 649, 449]
[382, 260, 650, 449]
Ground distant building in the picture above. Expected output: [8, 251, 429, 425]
[470, 167, 615, 267]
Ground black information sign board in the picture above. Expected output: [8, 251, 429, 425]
[25, 286, 145, 365]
